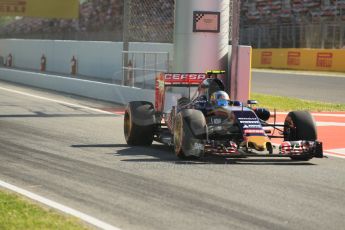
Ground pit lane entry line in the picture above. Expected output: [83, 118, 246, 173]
[276, 112, 345, 118]
[0, 180, 121, 230]
[0, 86, 114, 115]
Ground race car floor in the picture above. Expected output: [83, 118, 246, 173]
[105, 109, 345, 159]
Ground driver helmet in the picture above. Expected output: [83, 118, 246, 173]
[210, 91, 230, 106]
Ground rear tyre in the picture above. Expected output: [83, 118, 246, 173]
[124, 101, 155, 146]
[284, 111, 317, 161]
[173, 109, 206, 159]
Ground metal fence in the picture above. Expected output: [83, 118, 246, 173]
[124, 0, 174, 43]
[241, 22, 345, 49]
[122, 51, 170, 89]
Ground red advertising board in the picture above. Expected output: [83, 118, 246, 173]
[316, 52, 333, 68]
[261, 51, 272, 65]
[287, 51, 301, 66]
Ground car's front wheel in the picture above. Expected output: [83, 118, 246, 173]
[173, 109, 206, 159]
[284, 111, 317, 161]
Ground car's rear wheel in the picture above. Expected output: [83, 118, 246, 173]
[284, 111, 317, 161]
[173, 109, 206, 159]
[124, 101, 155, 146]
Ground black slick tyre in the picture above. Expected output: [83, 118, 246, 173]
[124, 101, 155, 146]
[284, 111, 317, 161]
[173, 109, 206, 159]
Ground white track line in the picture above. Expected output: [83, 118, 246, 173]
[311, 113, 345, 117]
[0, 86, 122, 229]
[0, 86, 114, 115]
[324, 151, 345, 159]
[266, 121, 345, 127]
[252, 68, 345, 78]
[316, 122, 345, 127]
[275, 112, 345, 118]
[0, 180, 121, 230]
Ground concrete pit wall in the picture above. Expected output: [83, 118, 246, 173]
[0, 39, 174, 82]
[0, 39, 252, 104]
[0, 68, 155, 105]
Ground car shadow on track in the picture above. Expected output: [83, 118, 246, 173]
[79, 143, 316, 166]
[222, 158, 316, 166]
[71, 144, 121, 148]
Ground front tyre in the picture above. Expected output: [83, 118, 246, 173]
[124, 101, 155, 146]
[173, 109, 206, 159]
[284, 111, 317, 161]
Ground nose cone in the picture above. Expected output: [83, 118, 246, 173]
[246, 136, 271, 152]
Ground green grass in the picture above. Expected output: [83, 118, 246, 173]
[251, 93, 345, 112]
[0, 190, 90, 230]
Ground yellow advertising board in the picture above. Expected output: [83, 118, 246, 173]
[0, 0, 79, 18]
[252, 48, 345, 72]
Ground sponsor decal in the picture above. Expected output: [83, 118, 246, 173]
[212, 118, 222, 125]
[280, 141, 315, 154]
[287, 51, 301, 66]
[244, 129, 265, 134]
[316, 52, 333, 68]
[193, 11, 220, 33]
[193, 143, 204, 151]
[243, 124, 262, 129]
[240, 121, 261, 124]
[164, 73, 206, 84]
[238, 117, 257, 120]
[235, 111, 262, 130]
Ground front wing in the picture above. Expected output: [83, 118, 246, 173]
[200, 140, 323, 158]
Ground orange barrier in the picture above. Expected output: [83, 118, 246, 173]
[252, 48, 345, 72]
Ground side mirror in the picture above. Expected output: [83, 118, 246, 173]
[247, 100, 258, 105]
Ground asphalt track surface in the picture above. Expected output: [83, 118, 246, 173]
[0, 80, 345, 230]
[252, 69, 345, 104]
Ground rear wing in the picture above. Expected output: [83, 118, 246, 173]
[162, 73, 207, 85]
[155, 73, 207, 112]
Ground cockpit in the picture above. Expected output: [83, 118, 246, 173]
[192, 78, 226, 101]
